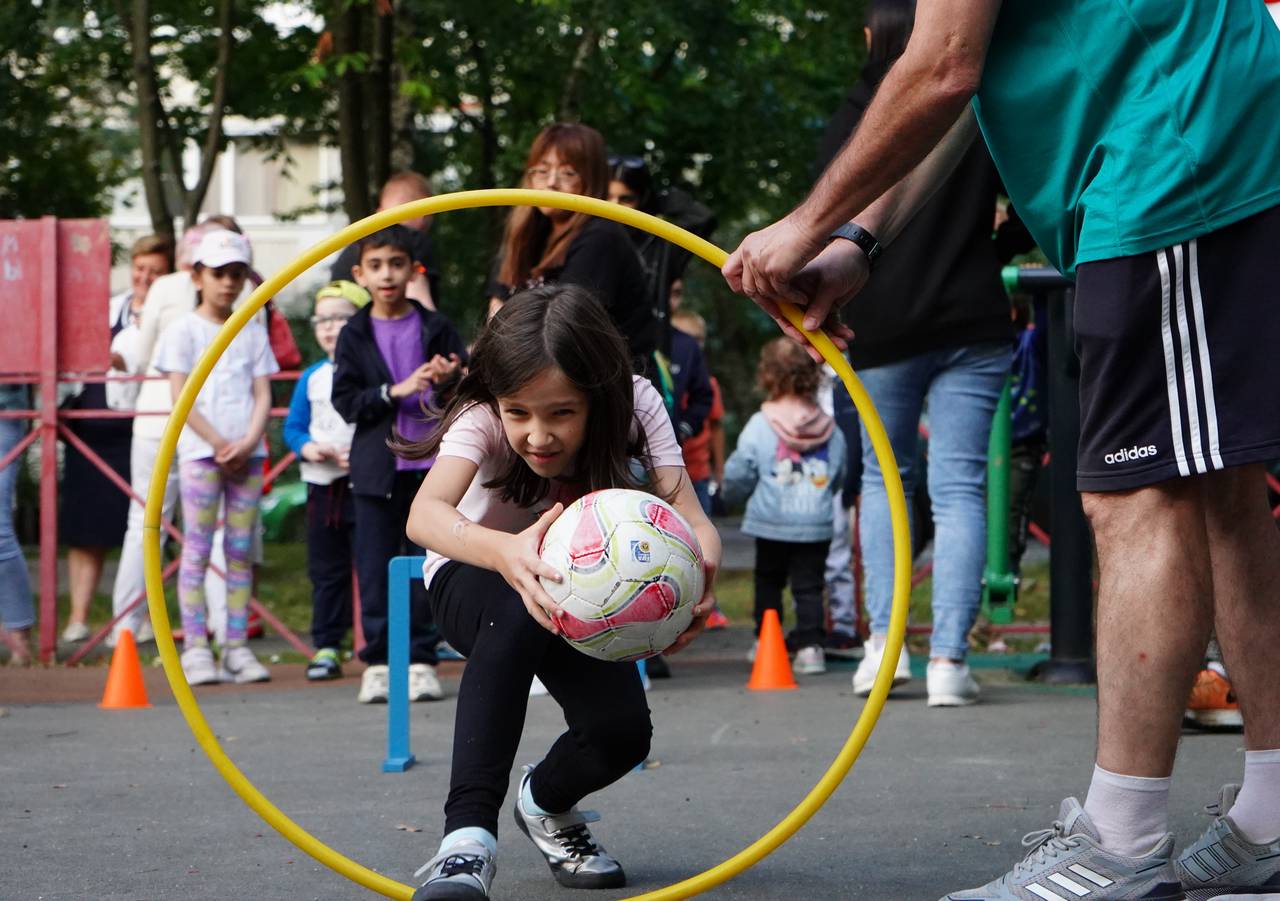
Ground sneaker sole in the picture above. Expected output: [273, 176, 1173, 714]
[1183, 709, 1244, 729]
[512, 807, 626, 890]
[358, 694, 388, 704]
[927, 693, 978, 707]
[184, 672, 221, 686]
[795, 664, 827, 675]
[852, 674, 911, 697]
[221, 669, 271, 685]
[412, 881, 489, 901]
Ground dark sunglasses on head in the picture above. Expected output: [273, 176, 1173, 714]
[608, 154, 647, 171]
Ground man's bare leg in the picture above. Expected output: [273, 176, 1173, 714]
[1085, 479, 1215, 778]
[1198, 463, 1280, 843]
[1200, 463, 1280, 749]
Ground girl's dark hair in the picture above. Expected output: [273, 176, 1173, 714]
[607, 155, 655, 213]
[864, 0, 915, 84]
[397, 283, 663, 507]
[757, 336, 823, 400]
[497, 123, 609, 290]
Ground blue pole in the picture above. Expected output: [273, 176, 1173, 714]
[382, 556, 422, 772]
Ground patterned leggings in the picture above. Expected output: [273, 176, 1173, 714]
[178, 458, 263, 648]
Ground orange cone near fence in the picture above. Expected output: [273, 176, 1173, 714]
[99, 628, 151, 709]
[747, 609, 797, 692]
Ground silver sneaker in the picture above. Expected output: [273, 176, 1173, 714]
[512, 766, 626, 889]
[1176, 784, 1280, 900]
[180, 646, 220, 685]
[409, 663, 444, 701]
[412, 839, 495, 900]
[218, 645, 270, 684]
[940, 798, 1183, 901]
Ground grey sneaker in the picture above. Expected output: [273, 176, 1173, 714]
[1176, 784, 1280, 900]
[218, 645, 270, 684]
[512, 766, 626, 889]
[180, 646, 220, 685]
[940, 798, 1184, 900]
[411, 839, 495, 900]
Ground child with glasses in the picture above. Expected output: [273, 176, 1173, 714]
[283, 280, 368, 680]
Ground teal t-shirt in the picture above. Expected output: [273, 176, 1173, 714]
[974, 1, 1280, 275]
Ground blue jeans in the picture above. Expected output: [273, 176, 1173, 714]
[0, 419, 35, 630]
[858, 342, 1010, 660]
[692, 479, 712, 516]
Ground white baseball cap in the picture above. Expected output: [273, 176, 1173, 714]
[193, 229, 252, 269]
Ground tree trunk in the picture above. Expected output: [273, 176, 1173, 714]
[183, 0, 235, 224]
[122, 0, 173, 237]
[367, 0, 394, 191]
[335, 0, 370, 221]
[557, 24, 599, 122]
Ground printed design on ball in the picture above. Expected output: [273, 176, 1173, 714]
[644, 499, 701, 556]
[566, 493, 610, 571]
[539, 488, 704, 662]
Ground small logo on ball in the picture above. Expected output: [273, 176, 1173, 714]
[630, 539, 652, 563]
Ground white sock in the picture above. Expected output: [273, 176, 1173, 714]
[1083, 764, 1171, 856]
[521, 774, 553, 816]
[1228, 749, 1280, 843]
[439, 827, 497, 855]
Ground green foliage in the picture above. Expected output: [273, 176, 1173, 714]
[0, 2, 130, 218]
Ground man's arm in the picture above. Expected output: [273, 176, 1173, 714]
[724, 0, 1001, 331]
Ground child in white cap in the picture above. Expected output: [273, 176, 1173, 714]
[153, 230, 279, 685]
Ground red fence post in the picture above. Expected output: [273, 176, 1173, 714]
[38, 217, 59, 663]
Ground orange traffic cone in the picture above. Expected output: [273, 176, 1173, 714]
[747, 609, 798, 691]
[99, 628, 151, 709]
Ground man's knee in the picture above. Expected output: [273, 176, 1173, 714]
[1081, 481, 1196, 539]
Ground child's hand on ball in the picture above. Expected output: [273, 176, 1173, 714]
[665, 557, 719, 655]
[498, 503, 567, 634]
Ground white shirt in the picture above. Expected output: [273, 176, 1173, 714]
[152, 312, 279, 464]
[132, 271, 263, 441]
[422, 376, 686, 588]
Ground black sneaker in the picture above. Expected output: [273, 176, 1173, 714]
[512, 767, 625, 889]
[412, 839, 495, 900]
[305, 648, 342, 681]
[824, 631, 864, 660]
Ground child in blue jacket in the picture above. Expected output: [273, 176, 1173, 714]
[283, 280, 368, 680]
[724, 337, 845, 675]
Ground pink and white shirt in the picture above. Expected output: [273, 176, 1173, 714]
[423, 375, 685, 588]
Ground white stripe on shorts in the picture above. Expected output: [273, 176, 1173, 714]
[1172, 243, 1207, 474]
[1157, 248, 1191, 477]
[1187, 239, 1225, 469]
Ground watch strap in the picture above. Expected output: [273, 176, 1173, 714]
[828, 223, 882, 269]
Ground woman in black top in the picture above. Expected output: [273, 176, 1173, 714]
[489, 123, 655, 369]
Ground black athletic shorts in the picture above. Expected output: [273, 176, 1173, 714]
[1075, 203, 1280, 492]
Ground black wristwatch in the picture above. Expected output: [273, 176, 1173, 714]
[828, 223, 883, 269]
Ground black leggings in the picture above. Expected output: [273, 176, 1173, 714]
[429, 562, 652, 836]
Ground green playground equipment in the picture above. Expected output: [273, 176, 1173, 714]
[981, 377, 1017, 624]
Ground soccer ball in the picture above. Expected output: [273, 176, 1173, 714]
[539, 488, 705, 662]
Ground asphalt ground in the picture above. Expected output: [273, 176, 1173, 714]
[0, 626, 1253, 901]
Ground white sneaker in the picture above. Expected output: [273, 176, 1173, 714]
[408, 663, 444, 702]
[219, 645, 271, 684]
[180, 646, 220, 685]
[746, 640, 758, 664]
[926, 659, 979, 707]
[358, 664, 389, 703]
[793, 645, 826, 675]
[61, 622, 90, 643]
[852, 633, 911, 697]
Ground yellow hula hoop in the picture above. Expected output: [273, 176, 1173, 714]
[142, 189, 911, 900]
